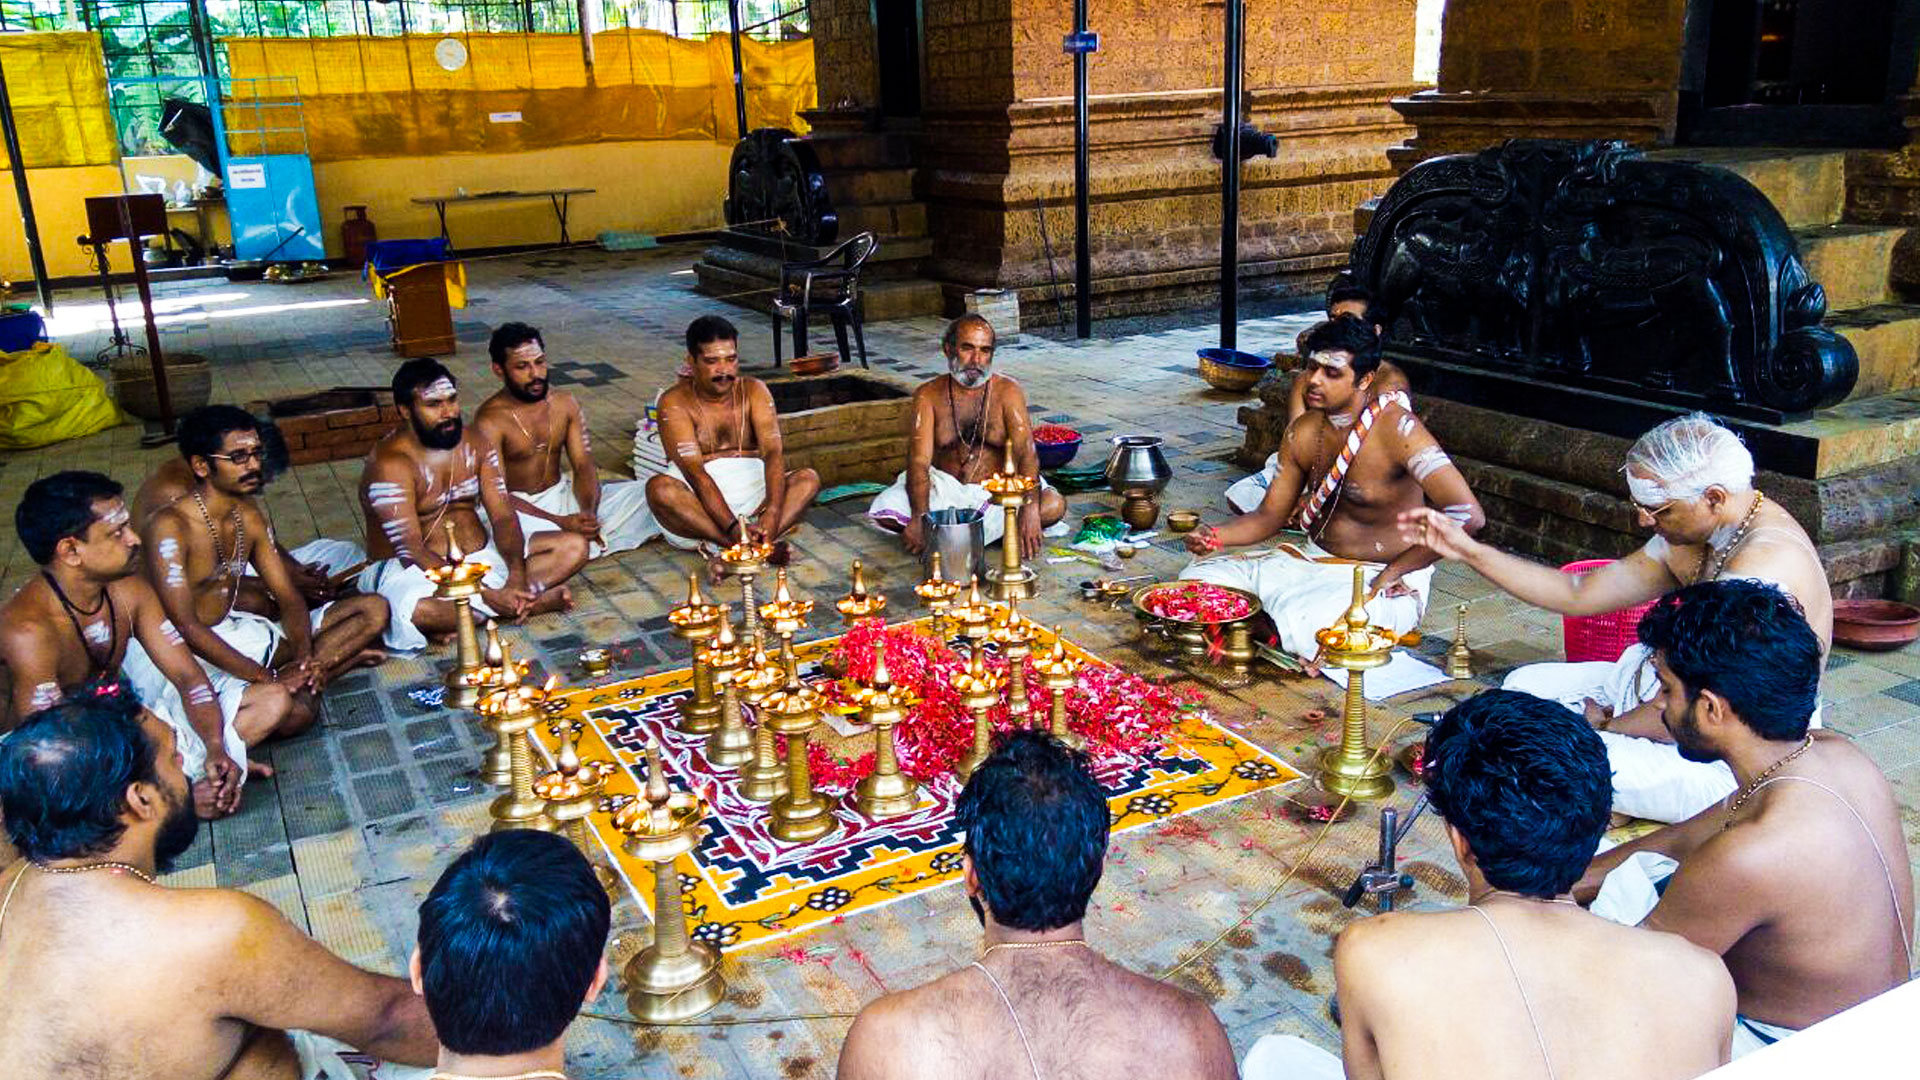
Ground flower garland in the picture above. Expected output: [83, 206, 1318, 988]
[802, 621, 1203, 791]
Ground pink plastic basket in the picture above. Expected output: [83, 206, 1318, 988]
[1559, 559, 1656, 663]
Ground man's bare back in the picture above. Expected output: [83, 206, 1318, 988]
[841, 948, 1233, 1080]
[1647, 499, 1832, 648]
[1338, 901, 1733, 1080]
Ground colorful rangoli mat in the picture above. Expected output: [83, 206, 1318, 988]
[529, 621, 1302, 952]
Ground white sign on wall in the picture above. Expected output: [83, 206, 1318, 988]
[488, 112, 523, 124]
[228, 163, 267, 189]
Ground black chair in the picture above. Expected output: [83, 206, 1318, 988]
[772, 231, 877, 369]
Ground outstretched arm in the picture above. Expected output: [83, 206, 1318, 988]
[1372, 412, 1483, 596]
[1397, 505, 1679, 617]
[1186, 419, 1309, 553]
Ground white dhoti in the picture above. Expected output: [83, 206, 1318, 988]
[282, 538, 366, 577]
[866, 466, 1066, 546]
[121, 635, 250, 783]
[658, 458, 768, 550]
[1501, 643, 1818, 823]
[1225, 453, 1279, 514]
[1241, 1034, 1344, 1080]
[355, 547, 508, 653]
[1180, 541, 1432, 660]
[514, 474, 659, 556]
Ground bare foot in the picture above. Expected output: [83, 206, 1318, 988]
[524, 585, 573, 618]
[347, 648, 388, 670]
[192, 779, 232, 820]
[247, 760, 276, 780]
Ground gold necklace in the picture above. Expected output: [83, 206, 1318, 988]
[32, 860, 155, 885]
[982, 938, 1090, 956]
[428, 1072, 567, 1080]
[1695, 491, 1765, 584]
[1726, 733, 1816, 816]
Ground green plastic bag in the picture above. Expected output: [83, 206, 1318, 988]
[0, 343, 125, 449]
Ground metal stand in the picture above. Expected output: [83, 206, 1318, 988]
[1341, 794, 1431, 912]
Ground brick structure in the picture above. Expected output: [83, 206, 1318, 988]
[252, 391, 403, 467]
[801, 0, 1423, 325]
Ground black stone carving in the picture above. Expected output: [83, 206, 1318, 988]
[1346, 139, 1857, 418]
[724, 128, 838, 248]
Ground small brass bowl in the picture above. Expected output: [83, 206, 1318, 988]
[1116, 543, 1138, 559]
[1166, 510, 1199, 533]
[579, 649, 612, 677]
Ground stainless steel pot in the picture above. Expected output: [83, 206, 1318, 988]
[1104, 435, 1172, 496]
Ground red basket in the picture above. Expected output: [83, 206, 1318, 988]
[1559, 559, 1656, 663]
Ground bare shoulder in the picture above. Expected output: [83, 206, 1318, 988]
[843, 975, 965, 1060]
[145, 500, 194, 541]
[657, 381, 694, 413]
[743, 376, 776, 406]
[994, 374, 1030, 408]
[0, 586, 51, 652]
[471, 391, 511, 424]
[361, 436, 414, 486]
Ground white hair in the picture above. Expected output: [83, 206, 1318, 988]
[1621, 413, 1754, 506]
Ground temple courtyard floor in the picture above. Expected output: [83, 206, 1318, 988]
[6, 245, 1918, 1078]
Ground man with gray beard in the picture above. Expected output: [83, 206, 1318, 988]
[867, 315, 1067, 559]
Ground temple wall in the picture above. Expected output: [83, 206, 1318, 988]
[908, 0, 1422, 321]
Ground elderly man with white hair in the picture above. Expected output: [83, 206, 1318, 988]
[1399, 413, 1832, 823]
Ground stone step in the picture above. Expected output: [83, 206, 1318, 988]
[837, 201, 928, 241]
[1796, 224, 1905, 311]
[1645, 147, 1849, 229]
[807, 131, 915, 172]
[823, 167, 916, 208]
[1829, 302, 1920, 399]
[861, 277, 946, 321]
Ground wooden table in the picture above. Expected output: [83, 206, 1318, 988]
[410, 188, 594, 249]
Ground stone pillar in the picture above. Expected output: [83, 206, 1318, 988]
[911, 0, 1421, 324]
[1388, 0, 1689, 170]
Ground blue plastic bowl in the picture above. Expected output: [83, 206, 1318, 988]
[1196, 348, 1274, 392]
[1035, 437, 1081, 471]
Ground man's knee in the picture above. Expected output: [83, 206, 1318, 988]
[646, 474, 688, 507]
[338, 592, 389, 630]
[237, 681, 294, 742]
[788, 467, 820, 495]
[1040, 488, 1067, 524]
[540, 529, 590, 566]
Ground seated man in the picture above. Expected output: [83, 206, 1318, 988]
[1181, 315, 1483, 664]
[0, 687, 439, 1079]
[1577, 580, 1912, 1057]
[473, 321, 658, 557]
[134, 414, 365, 611]
[646, 315, 819, 568]
[1246, 689, 1734, 1080]
[1228, 278, 1410, 513]
[358, 359, 587, 652]
[411, 830, 610, 1078]
[837, 731, 1235, 1080]
[140, 406, 388, 736]
[0, 472, 272, 817]
[866, 314, 1067, 557]
[1399, 413, 1832, 822]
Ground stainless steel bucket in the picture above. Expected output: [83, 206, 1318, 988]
[923, 507, 987, 584]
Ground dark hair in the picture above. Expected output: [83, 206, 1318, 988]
[0, 680, 159, 861]
[392, 358, 456, 408]
[942, 313, 995, 352]
[1324, 276, 1386, 330]
[685, 314, 738, 355]
[1636, 579, 1821, 740]
[954, 730, 1109, 932]
[488, 322, 544, 368]
[1423, 690, 1612, 897]
[177, 405, 261, 466]
[1299, 314, 1383, 378]
[16, 470, 124, 565]
[416, 831, 611, 1056]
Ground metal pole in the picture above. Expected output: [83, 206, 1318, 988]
[1219, 0, 1244, 350]
[0, 50, 51, 312]
[727, 0, 749, 140]
[1071, 0, 1092, 339]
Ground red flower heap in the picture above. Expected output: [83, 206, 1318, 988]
[1141, 582, 1254, 623]
[805, 621, 1201, 790]
[1032, 425, 1080, 445]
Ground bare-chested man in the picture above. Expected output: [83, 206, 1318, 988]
[837, 731, 1235, 1080]
[473, 322, 657, 558]
[1576, 581, 1911, 1057]
[1181, 315, 1484, 663]
[1245, 689, 1734, 1080]
[646, 315, 820, 571]
[356, 358, 587, 652]
[142, 406, 388, 736]
[0, 689, 439, 1079]
[866, 314, 1068, 559]
[134, 418, 365, 617]
[1229, 281, 1414, 513]
[1400, 412, 1833, 823]
[0, 471, 268, 817]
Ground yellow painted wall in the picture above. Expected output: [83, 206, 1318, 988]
[308, 139, 732, 256]
[0, 165, 127, 280]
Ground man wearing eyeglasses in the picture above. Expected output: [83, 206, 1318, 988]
[1398, 413, 1831, 823]
[138, 406, 392, 743]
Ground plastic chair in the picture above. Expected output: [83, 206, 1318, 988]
[772, 231, 876, 369]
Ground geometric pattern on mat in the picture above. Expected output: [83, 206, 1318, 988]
[532, 623, 1302, 952]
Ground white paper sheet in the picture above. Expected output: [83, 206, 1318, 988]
[1320, 651, 1451, 701]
